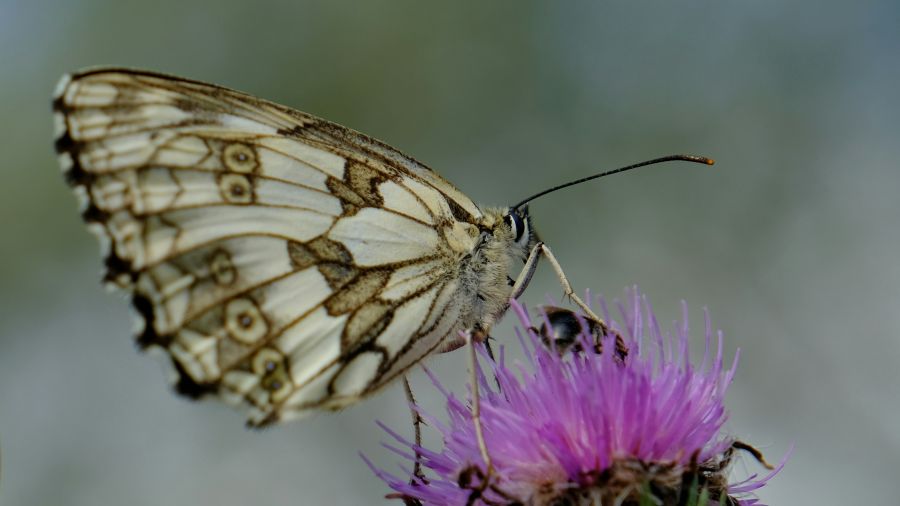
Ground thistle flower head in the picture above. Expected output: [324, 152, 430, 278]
[367, 289, 788, 505]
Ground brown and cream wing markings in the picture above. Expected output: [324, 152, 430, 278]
[53, 68, 482, 426]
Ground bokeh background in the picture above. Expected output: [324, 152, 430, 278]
[2, 1, 898, 504]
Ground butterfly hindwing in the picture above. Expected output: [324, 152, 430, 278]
[54, 68, 480, 425]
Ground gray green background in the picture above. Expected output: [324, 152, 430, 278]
[2, 1, 898, 504]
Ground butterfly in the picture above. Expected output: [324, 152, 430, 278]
[53, 68, 711, 427]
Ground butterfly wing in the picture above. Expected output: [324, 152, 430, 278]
[54, 68, 481, 426]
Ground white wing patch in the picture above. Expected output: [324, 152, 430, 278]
[329, 208, 439, 266]
[377, 286, 440, 358]
[331, 352, 383, 398]
[54, 68, 490, 426]
[280, 308, 345, 384]
[377, 180, 434, 224]
[382, 280, 464, 382]
[381, 259, 446, 301]
[257, 137, 346, 180]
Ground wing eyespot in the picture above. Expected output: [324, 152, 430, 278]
[224, 297, 269, 344]
[218, 173, 255, 204]
[252, 348, 292, 402]
[222, 142, 258, 173]
[208, 249, 237, 286]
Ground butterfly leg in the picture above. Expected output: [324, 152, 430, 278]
[464, 329, 494, 488]
[509, 241, 543, 300]
[538, 244, 603, 322]
[433, 329, 496, 491]
[511, 242, 610, 333]
[403, 376, 427, 484]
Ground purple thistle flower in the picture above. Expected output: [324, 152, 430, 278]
[366, 289, 789, 505]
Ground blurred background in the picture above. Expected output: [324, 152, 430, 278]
[1, 0, 898, 504]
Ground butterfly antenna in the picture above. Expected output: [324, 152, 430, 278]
[512, 154, 714, 210]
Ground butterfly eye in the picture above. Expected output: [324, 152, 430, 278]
[504, 210, 526, 243]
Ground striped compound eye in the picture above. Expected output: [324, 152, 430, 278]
[504, 209, 527, 243]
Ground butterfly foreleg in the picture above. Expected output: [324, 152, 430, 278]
[509, 241, 543, 300]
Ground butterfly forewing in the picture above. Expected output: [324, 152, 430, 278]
[54, 69, 483, 426]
